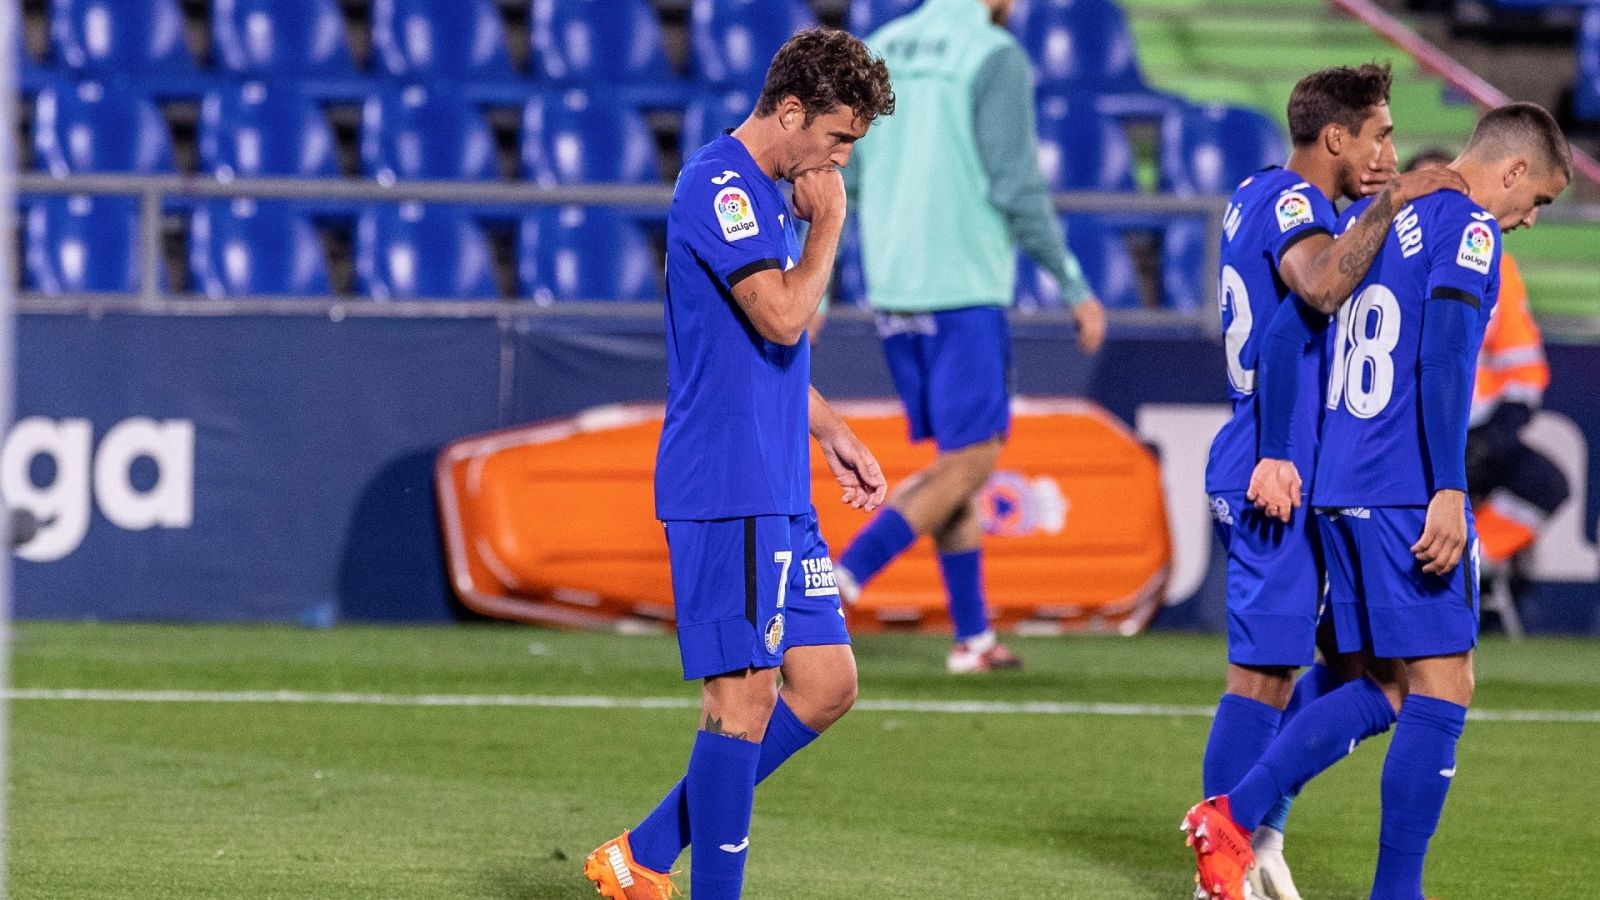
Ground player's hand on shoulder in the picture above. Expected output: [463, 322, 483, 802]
[1358, 156, 1399, 198]
[1412, 489, 1468, 576]
[793, 166, 846, 225]
[1246, 458, 1302, 523]
[1390, 165, 1469, 206]
[1072, 297, 1106, 353]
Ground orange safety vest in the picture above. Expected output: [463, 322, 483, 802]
[1471, 254, 1548, 426]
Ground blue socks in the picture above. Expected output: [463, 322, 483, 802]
[685, 730, 760, 899]
[838, 507, 916, 587]
[939, 549, 989, 641]
[1202, 693, 1283, 798]
[629, 698, 820, 873]
[1371, 695, 1467, 900]
[1260, 662, 1343, 833]
[1228, 676, 1398, 831]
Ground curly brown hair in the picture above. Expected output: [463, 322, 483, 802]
[1286, 63, 1392, 147]
[755, 27, 895, 127]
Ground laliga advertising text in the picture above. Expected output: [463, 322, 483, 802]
[0, 417, 195, 562]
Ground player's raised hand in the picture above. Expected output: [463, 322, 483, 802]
[1412, 489, 1468, 576]
[1389, 164, 1469, 206]
[793, 166, 846, 224]
[1246, 458, 1302, 523]
[1072, 297, 1107, 353]
[817, 423, 887, 511]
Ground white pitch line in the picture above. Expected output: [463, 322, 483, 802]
[5, 688, 1600, 724]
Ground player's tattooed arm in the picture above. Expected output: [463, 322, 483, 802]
[703, 715, 750, 741]
[1279, 166, 1469, 314]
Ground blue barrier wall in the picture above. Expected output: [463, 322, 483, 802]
[13, 308, 1600, 632]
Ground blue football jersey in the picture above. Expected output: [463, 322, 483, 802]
[656, 135, 808, 521]
[1205, 167, 1336, 495]
[1313, 190, 1501, 507]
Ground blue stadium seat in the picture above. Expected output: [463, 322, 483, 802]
[1576, 7, 1600, 123]
[33, 80, 175, 175]
[680, 90, 754, 157]
[1011, 0, 1148, 94]
[212, 0, 356, 75]
[189, 199, 332, 298]
[849, 0, 924, 35]
[199, 82, 338, 179]
[1034, 93, 1136, 192]
[690, 0, 819, 90]
[532, 0, 675, 84]
[50, 0, 195, 73]
[25, 195, 145, 293]
[371, 0, 517, 79]
[1015, 216, 1140, 309]
[356, 204, 498, 300]
[362, 85, 498, 182]
[520, 206, 660, 302]
[1160, 103, 1287, 196]
[522, 89, 658, 184]
[1160, 216, 1208, 312]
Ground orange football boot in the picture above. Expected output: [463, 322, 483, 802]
[1182, 796, 1256, 900]
[582, 831, 680, 900]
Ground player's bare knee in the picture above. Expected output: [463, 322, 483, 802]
[1225, 663, 1296, 709]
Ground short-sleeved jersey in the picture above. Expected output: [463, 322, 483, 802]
[1205, 167, 1336, 495]
[656, 134, 808, 521]
[1313, 190, 1501, 507]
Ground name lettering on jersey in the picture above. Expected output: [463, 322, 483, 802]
[1223, 203, 1243, 242]
[802, 556, 839, 597]
[1275, 191, 1315, 233]
[1393, 205, 1423, 259]
[711, 170, 740, 185]
[1456, 221, 1494, 274]
[714, 187, 760, 242]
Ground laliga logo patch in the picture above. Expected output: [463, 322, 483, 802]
[1456, 222, 1494, 274]
[715, 187, 760, 242]
[1275, 191, 1314, 233]
[763, 613, 785, 653]
[978, 471, 1068, 538]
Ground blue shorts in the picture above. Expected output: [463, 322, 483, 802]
[1317, 506, 1480, 660]
[1210, 492, 1324, 667]
[664, 508, 851, 681]
[877, 306, 1011, 452]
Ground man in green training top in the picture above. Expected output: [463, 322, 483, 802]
[835, 0, 1107, 673]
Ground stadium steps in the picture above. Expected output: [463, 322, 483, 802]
[1123, 0, 1600, 323]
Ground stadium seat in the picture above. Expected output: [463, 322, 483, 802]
[833, 215, 869, 307]
[371, 0, 517, 80]
[1015, 216, 1140, 309]
[25, 195, 145, 293]
[1576, 7, 1600, 123]
[1010, 0, 1148, 95]
[522, 89, 658, 184]
[680, 90, 754, 157]
[1034, 93, 1136, 192]
[849, 0, 924, 35]
[1159, 103, 1287, 196]
[362, 85, 498, 182]
[199, 82, 338, 179]
[49, 0, 195, 73]
[520, 206, 660, 303]
[356, 204, 498, 300]
[532, 0, 675, 84]
[1160, 216, 1208, 312]
[212, 0, 357, 76]
[33, 80, 175, 175]
[690, 0, 819, 90]
[189, 200, 332, 298]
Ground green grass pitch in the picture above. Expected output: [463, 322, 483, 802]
[10, 623, 1600, 898]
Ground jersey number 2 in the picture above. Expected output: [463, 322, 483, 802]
[1220, 265, 1255, 393]
[1327, 285, 1400, 418]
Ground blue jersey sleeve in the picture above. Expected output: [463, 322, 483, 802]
[1418, 199, 1500, 494]
[1264, 183, 1336, 266]
[678, 169, 789, 289]
[1258, 295, 1329, 459]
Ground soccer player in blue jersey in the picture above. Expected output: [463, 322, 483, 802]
[1188, 102, 1572, 900]
[581, 30, 896, 900]
[1187, 64, 1467, 900]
